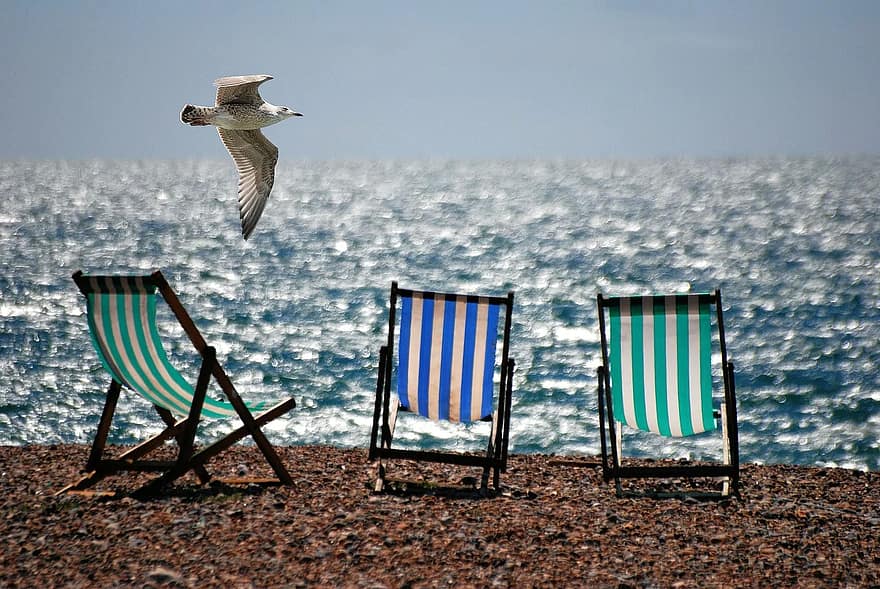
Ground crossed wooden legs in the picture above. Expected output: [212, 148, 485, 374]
[58, 348, 294, 496]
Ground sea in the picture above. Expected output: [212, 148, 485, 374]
[1, 158, 877, 471]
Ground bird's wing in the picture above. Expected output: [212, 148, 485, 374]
[217, 128, 279, 240]
[214, 74, 273, 106]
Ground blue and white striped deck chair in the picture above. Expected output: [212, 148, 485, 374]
[60, 270, 296, 496]
[369, 282, 515, 492]
[596, 290, 739, 497]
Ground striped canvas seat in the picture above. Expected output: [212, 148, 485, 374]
[607, 295, 715, 438]
[370, 282, 515, 492]
[82, 275, 263, 419]
[397, 291, 500, 423]
[61, 270, 295, 496]
[597, 290, 740, 497]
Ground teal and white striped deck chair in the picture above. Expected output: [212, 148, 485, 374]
[60, 270, 296, 495]
[369, 282, 515, 492]
[596, 290, 739, 497]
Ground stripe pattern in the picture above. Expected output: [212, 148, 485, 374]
[83, 276, 262, 419]
[397, 292, 500, 423]
[608, 295, 715, 437]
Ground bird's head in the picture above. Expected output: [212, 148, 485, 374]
[276, 105, 303, 119]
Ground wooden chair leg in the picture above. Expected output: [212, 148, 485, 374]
[86, 380, 122, 471]
[481, 410, 500, 491]
[369, 347, 387, 462]
[373, 396, 398, 493]
[155, 407, 211, 484]
[229, 399, 293, 485]
[613, 421, 623, 496]
[174, 353, 212, 469]
[187, 398, 296, 479]
[206, 351, 294, 485]
[479, 466, 490, 492]
[56, 381, 123, 495]
[374, 461, 387, 493]
[135, 354, 216, 496]
[57, 392, 185, 496]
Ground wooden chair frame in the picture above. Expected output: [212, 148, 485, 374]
[59, 270, 296, 496]
[369, 282, 515, 492]
[597, 289, 740, 497]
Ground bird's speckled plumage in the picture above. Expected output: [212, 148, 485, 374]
[180, 75, 302, 240]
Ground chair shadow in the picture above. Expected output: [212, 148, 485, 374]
[615, 479, 740, 502]
[374, 476, 508, 500]
[63, 477, 285, 502]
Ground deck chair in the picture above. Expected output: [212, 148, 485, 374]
[369, 282, 515, 492]
[59, 270, 296, 496]
[596, 290, 739, 497]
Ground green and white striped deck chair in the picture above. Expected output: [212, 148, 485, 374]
[369, 282, 515, 493]
[596, 290, 739, 497]
[60, 270, 296, 496]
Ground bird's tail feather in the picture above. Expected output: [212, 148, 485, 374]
[180, 104, 212, 126]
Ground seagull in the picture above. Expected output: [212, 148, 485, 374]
[180, 75, 302, 240]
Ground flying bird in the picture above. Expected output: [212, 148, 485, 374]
[180, 75, 302, 239]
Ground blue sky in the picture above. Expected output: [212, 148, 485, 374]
[2, 1, 879, 160]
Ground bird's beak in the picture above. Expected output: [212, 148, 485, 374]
[293, 112, 303, 117]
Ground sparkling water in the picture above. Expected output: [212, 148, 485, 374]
[1, 158, 877, 471]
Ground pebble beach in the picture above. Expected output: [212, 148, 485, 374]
[1, 444, 877, 588]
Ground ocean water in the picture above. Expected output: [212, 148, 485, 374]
[1, 158, 877, 471]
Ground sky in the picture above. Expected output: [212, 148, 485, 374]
[2, 0, 879, 160]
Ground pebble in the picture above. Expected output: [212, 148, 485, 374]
[0, 445, 877, 587]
